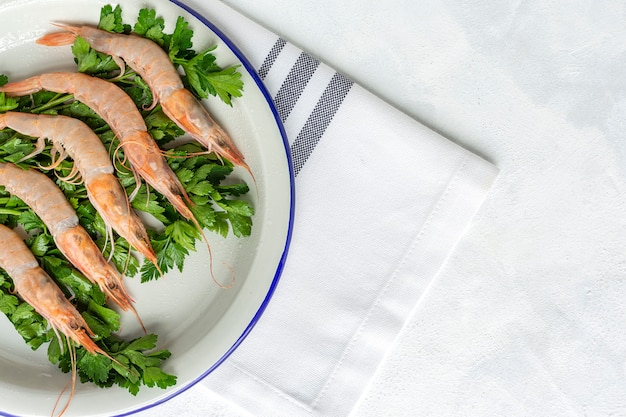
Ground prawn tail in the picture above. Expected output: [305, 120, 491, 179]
[37, 23, 81, 47]
[0, 77, 44, 96]
[142, 96, 159, 112]
[36, 31, 77, 47]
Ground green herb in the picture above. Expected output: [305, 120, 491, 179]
[98, 4, 131, 34]
[179, 49, 244, 106]
[133, 8, 166, 45]
[166, 17, 195, 61]
[0, 92, 18, 112]
[72, 36, 120, 76]
[0, 75, 18, 112]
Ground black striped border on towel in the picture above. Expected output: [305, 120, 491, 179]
[258, 38, 353, 176]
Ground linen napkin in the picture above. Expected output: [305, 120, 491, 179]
[138, 0, 499, 416]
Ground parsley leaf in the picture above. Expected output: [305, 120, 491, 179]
[143, 367, 177, 389]
[144, 108, 184, 144]
[166, 16, 194, 62]
[125, 333, 158, 352]
[72, 37, 120, 75]
[0, 74, 19, 111]
[78, 349, 112, 383]
[0, 92, 18, 112]
[0, 292, 18, 315]
[98, 4, 131, 34]
[179, 50, 243, 106]
[167, 220, 201, 251]
[133, 8, 165, 45]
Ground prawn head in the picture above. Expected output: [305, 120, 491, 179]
[119, 133, 195, 220]
[161, 88, 255, 184]
[85, 173, 159, 273]
[54, 225, 146, 332]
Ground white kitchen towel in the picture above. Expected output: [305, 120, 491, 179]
[144, 1, 499, 416]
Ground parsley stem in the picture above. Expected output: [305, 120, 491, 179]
[0, 208, 24, 216]
[30, 93, 74, 113]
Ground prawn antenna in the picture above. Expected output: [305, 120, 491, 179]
[114, 137, 171, 161]
[154, 259, 164, 279]
[128, 303, 148, 334]
[188, 214, 235, 289]
[51, 337, 76, 417]
[220, 260, 236, 290]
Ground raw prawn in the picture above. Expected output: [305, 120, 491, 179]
[0, 111, 158, 270]
[0, 162, 140, 323]
[0, 72, 196, 223]
[0, 223, 115, 416]
[0, 223, 106, 356]
[37, 25, 254, 182]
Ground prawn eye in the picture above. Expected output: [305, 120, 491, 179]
[69, 320, 80, 331]
[107, 281, 119, 290]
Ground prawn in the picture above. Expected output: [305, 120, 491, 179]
[37, 25, 255, 184]
[0, 72, 197, 223]
[0, 162, 142, 327]
[0, 223, 113, 416]
[0, 224, 108, 356]
[0, 111, 159, 271]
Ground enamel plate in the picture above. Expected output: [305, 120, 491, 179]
[0, 0, 294, 415]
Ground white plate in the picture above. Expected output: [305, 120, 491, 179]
[0, 0, 294, 416]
